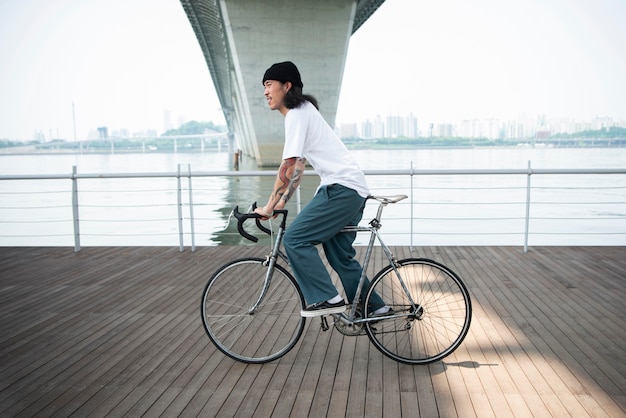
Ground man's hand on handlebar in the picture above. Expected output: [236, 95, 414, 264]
[253, 206, 274, 220]
[254, 200, 285, 220]
[234, 203, 288, 242]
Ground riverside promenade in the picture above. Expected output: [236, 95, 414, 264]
[0, 245, 624, 417]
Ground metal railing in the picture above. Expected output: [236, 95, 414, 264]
[1, 163, 625, 252]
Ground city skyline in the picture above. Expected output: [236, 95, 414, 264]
[1, 0, 625, 141]
[38, 111, 626, 142]
[338, 113, 626, 140]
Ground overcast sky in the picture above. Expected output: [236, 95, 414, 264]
[1, 0, 625, 140]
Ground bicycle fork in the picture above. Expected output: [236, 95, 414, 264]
[247, 229, 287, 314]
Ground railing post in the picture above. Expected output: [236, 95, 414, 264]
[177, 164, 184, 252]
[296, 188, 301, 213]
[188, 164, 196, 252]
[524, 160, 532, 253]
[72, 165, 81, 252]
[410, 161, 414, 252]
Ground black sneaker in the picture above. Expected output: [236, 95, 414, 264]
[300, 299, 346, 317]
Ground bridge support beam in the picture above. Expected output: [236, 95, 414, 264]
[183, 0, 358, 167]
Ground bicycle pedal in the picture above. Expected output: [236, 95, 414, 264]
[320, 316, 329, 331]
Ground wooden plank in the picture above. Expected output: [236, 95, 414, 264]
[307, 331, 344, 418]
[345, 335, 370, 417]
[281, 322, 333, 417]
[0, 246, 624, 418]
[326, 328, 356, 416]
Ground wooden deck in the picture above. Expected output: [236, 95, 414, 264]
[0, 245, 624, 417]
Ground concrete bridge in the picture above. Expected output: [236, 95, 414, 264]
[180, 0, 386, 166]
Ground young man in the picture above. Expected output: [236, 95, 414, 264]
[255, 61, 389, 318]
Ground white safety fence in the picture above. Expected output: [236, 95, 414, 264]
[1, 163, 625, 252]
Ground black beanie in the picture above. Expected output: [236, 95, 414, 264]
[262, 61, 303, 88]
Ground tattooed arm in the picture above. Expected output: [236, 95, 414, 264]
[255, 157, 306, 218]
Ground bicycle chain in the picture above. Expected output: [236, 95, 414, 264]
[331, 305, 418, 336]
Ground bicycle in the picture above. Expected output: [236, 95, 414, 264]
[200, 194, 472, 364]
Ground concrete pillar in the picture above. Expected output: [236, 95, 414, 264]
[220, 0, 356, 166]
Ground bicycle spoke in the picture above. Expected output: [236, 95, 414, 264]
[201, 258, 305, 363]
[365, 258, 472, 364]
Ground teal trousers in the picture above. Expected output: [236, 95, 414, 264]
[283, 184, 385, 309]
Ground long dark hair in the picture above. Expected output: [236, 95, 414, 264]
[284, 85, 319, 110]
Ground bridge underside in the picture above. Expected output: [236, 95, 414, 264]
[180, 0, 385, 167]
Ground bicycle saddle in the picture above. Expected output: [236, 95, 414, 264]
[368, 195, 408, 204]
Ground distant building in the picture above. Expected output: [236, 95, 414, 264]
[405, 113, 419, 138]
[370, 115, 385, 138]
[436, 123, 454, 137]
[382, 113, 416, 138]
[360, 120, 372, 139]
[163, 109, 173, 132]
[536, 130, 551, 139]
[386, 115, 404, 138]
[97, 127, 108, 139]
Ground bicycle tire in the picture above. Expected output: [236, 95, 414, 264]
[364, 258, 472, 364]
[201, 257, 306, 363]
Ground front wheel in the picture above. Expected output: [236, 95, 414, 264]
[364, 258, 472, 364]
[201, 258, 306, 363]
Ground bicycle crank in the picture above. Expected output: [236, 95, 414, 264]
[334, 319, 365, 336]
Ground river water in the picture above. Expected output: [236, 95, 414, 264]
[1, 147, 625, 247]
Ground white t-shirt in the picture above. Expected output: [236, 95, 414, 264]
[282, 101, 369, 198]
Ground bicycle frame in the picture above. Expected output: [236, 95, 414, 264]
[233, 195, 419, 324]
[339, 223, 419, 325]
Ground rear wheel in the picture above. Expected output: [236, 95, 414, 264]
[364, 258, 472, 364]
[201, 258, 306, 363]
